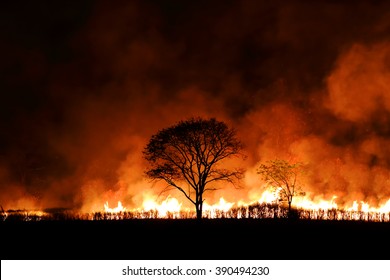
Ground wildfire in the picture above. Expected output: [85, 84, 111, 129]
[346, 199, 390, 213]
[257, 188, 280, 204]
[4, 190, 390, 222]
[104, 201, 126, 213]
[204, 197, 234, 212]
[203, 197, 235, 218]
[1, 209, 48, 221]
[99, 189, 390, 222]
[378, 199, 390, 213]
[142, 196, 183, 218]
[294, 196, 338, 211]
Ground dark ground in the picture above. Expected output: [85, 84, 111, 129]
[1, 218, 389, 260]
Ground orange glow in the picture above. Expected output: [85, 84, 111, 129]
[2, 210, 48, 221]
[204, 197, 234, 212]
[378, 199, 390, 213]
[4, 2, 390, 230]
[142, 196, 183, 218]
[293, 195, 338, 210]
[95, 188, 390, 221]
[257, 188, 280, 204]
[104, 201, 126, 213]
[203, 197, 235, 218]
[4, 190, 390, 222]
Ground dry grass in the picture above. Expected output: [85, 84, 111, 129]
[2, 202, 390, 222]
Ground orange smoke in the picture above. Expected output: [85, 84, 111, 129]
[326, 42, 390, 123]
[2, 1, 390, 217]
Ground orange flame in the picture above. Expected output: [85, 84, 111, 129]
[142, 196, 183, 218]
[104, 201, 126, 213]
[97, 188, 390, 221]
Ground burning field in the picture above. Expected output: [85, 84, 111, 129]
[2, 0, 390, 236]
[3, 194, 390, 223]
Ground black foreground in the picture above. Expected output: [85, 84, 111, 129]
[2, 218, 390, 260]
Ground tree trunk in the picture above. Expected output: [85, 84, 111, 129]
[195, 191, 204, 219]
[287, 197, 292, 218]
[196, 202, 203, 219]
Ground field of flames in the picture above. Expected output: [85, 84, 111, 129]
[3, 188, 390, 223]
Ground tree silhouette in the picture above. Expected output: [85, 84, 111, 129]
[257, 159, 305, 217]
[143, 117, 245, 219]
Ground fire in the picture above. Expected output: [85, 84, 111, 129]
[204, 197, 235, 212]
[104, 201, 126, 213]
[3, 193, 390, 222]
[1, 209, 48, 221]
[142, 196, 183, 218]
[203, 197, 235, 218]
[344, 199, 390, 213]
[294, 195, 338, 211]
[378, 199, 390, 213]
[257, 188, 280, 204]
[6, 189, 390, 222]
[99, 191, 390, 221]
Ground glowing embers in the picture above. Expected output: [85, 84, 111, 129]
[2, 210, 48, 221]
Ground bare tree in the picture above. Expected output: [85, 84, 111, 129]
[257, 159, 305, 217]
[143, 117, 245, 219]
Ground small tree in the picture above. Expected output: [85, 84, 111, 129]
[257, 159, 305, 217]
[143, 117, 245, 219]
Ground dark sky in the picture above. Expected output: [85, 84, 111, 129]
[2, 0, 390, 212]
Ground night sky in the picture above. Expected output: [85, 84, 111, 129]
[2, 0, 390, 212]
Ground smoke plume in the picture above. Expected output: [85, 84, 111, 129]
[1, 0, 390, 211]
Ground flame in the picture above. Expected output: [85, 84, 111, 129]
[98, 190, 390, 221]
[104, 201, 126, 213]
[203, 197, 235, 218]
[204, 197, 235, 212]
[142, 196, 183, 218]
[344, 199, 390, 213]
[378, 199, 390, 212]
[294, 195, 338, 210]
[6, 188, 390, 222]
[257, 188, 280, 204]
[1, 209, 48, 221]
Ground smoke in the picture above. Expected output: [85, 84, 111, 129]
[326, 42, 390, 123]
[2, 0, 390, 211]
